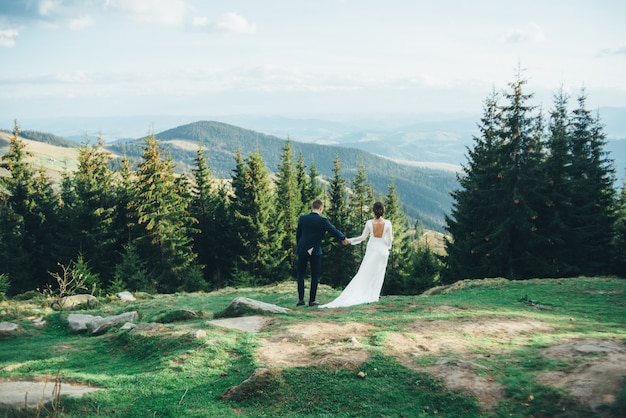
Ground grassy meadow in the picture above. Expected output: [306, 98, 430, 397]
[1, 277, 625, 417]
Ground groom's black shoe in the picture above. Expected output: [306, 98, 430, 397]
[309, 301, 320, 307]
[296, 300, 305, 306]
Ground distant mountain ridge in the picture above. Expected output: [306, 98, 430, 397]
[106, 121, 458, 230]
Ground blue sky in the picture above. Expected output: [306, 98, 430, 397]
[1, 0, 625, 123]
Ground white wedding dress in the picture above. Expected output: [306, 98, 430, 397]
[320, 218, 393, 308]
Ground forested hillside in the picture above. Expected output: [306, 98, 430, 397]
[106, 121, 458, 229]
[0, 129, 77, 148]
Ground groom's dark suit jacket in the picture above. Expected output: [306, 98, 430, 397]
[295, 212, 346, 256]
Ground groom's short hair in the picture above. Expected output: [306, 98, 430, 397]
[312, 199, 323, 210]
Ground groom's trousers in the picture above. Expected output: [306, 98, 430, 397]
[297, 253, 322, 303]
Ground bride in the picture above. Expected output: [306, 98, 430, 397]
[320, 201, 393, 308]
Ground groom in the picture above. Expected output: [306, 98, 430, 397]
[295, 199, 349, 306]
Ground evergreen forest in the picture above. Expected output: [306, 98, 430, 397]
[1, 71, 625, 301]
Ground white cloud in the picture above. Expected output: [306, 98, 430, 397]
[0, 28, 19, 48]
[105, 0, 190, 25]
[38, 0, 61, 17]
[68, 15, 94, 30]
[191, 15, 208, 28]
[501, 23, 545, 44]
[214, 12, 256, 35]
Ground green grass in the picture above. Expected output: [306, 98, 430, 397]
[1, 277, 625, 417]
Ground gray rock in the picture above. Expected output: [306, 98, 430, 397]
[120, 322, 136, 331]
[32, 317, 47, 328]
[67, 314, 102, 331]
[87, 311, 138, 334]
[0, 322, 18, 334]
[226, 297, 290, 315]
[52, 294, 98, 311]
[115, 291, 136, 303]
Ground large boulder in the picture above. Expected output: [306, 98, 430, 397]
[87, 311, 139, 334]
[67, 314, 100, 331]
[218, 297, 290, 318]
[67, 311, 138, 334]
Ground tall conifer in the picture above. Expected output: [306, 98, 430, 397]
[566, 91, 617, 275]
[381, 178, 413, 294]
[128, 134, 200, 292]
[325, 155, 351, 287]
[275, 139, 301, 276]
[231, 150, 283, 282]
[537, 88, 576, 276]
[57, 136, 117, 287]
[444, 91, 506, 281]
[0, 123, 58, 293]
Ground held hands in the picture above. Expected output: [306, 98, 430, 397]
[342, 238, 349, 245]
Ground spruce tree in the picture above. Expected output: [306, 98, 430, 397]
[537, 88, 577, 276]
[0, 123, 58, 293]
[112, 155, 136, 255]
[190, 145, 217, 287]
[381, 178, 413, 294]
[0, 185, 25, 294]
[324, 155, 351, 287]
[613, 181, 626, 276]
[275, 139, 301, 276]
[231, 150, 284, 283]
[444, 91, 507, 282]
[566, 91, 617, 275]
[349, 163, 371, 244]
[190, 145, 236, 289]
[306, 160, 325, 204]
[128, 134, 200, 293]
[57, 136, 117, 287]
[497, 70, 544, 278]
[295, 152, 309, 214]
[211, 184, 237, 288]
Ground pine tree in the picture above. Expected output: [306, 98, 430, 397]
[497, 70, 544, 278]
[211, 184, 237, 288]
[566, 91, 617, 275]
[381, 178, 413, 294]
[230, 150, 284, 283]
[306, 160, 324, 204]
[112, 155, 136, 255]
[324, 155, 351, 287]
[191, 145, 237, 289]
[295, 152, 309, 214]
[57, 136, 117, 287]
[613, 181, 626, 276]
[128, 134, 200, 293]
[275, 139, 301, 276]
[0, 185, 25, 294]
[190, 145, 216, 287]
[349, 163, 371, 243]
[444, 90, 507, 282]
[0, 123, 58, 293]
[536, 88, 577, 276]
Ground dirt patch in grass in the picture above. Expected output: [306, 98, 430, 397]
[257, 321, 372, 369]
[255, 313, 625, 414]
[536, 339, 626, 411]
[380, 316, 554, 409]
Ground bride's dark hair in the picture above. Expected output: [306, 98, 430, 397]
[373, 201, 384, 218]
